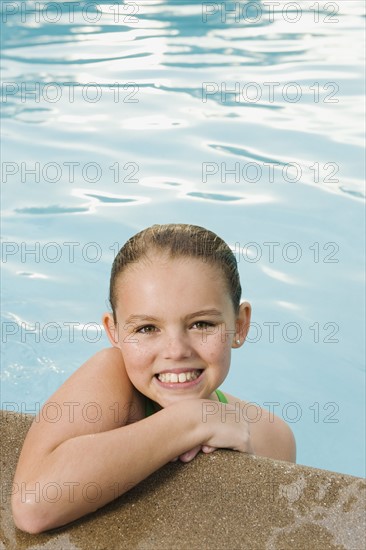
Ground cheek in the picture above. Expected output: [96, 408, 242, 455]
[120, 341, 144, 365]
[122, 347, 151, 388]
[201, 334, 231, 359]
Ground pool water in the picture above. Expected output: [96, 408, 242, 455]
[1, 1, 365, 477]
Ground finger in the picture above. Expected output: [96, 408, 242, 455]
[179, 445, 202, 463]
[201, 445, 217, 454]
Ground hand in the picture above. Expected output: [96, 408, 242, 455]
[200, 400, 255, 455]
[170, 445, 217, 463]
[170, 399, 254, 463]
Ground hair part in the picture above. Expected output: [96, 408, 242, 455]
[109, 224, 242, 321]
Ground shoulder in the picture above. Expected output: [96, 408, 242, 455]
[22, 348, 142, 458]
[220, 391, 296, 463]
[53, 347, 133, 409]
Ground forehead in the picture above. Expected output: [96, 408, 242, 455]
[114, 255, 231, 316]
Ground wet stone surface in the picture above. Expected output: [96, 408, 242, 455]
[1, 412, 365, 550]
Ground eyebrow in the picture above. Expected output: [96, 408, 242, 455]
[124, 309, 223, 325]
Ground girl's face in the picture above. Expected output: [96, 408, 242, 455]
[103, 254, 251, 408]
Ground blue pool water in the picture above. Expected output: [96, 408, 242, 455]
[1, 1, 365, 477]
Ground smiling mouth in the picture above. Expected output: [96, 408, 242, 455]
[156, 369, 203, 384]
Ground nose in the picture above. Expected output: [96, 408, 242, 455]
[162, 331, 193, 361]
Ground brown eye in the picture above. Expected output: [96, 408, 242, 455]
[137, 325, 157, 334]
[192, 321, 215, 330]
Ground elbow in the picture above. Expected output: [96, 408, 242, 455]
[12, 493, 50, 535]
[254, 415, 297, 464]
[289, 428, 297, 463]
[277, 420, 297, 463]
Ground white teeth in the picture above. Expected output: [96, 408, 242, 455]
[157, 370, 201, 384]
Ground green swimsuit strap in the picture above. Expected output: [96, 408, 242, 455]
[145, 388, 228, 417]
[215, 388, 228, 404]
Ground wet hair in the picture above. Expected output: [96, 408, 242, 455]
[109, 223, 242, 321]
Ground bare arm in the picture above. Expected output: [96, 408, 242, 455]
[220, 392, 296, 463]
[174, 395, 296, 465]
[13, 400, 208, 533]
[11, 349, 252, 534]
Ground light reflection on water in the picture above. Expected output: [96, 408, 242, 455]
[1, 1, 365, 477]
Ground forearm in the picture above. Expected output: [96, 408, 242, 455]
[12, 401, 205, 533]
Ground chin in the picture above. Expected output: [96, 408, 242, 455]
[158, 393, 202, 408]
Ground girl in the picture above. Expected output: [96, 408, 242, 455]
[12, 224, 296, 534]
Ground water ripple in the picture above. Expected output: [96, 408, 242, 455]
[208, 143, 287, 165]
[15, 205, 90, 215]
[83, 193, 139, 204]
[1, 52, 150, 65]
[186, 192, 243, 202]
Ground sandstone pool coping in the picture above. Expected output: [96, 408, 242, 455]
[1, 411, 365, 550]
